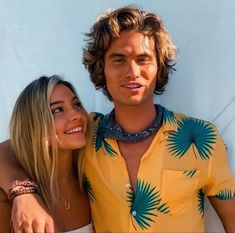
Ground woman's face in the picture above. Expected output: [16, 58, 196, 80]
[50, 84, 87, 150]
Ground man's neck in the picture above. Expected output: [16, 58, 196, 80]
[113, 101, 156, 134]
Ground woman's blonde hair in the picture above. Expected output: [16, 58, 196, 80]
[10, 75, 83, 209]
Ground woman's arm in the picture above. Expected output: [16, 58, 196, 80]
[12, 194, 55, 232]
[0, 140, 55, 232]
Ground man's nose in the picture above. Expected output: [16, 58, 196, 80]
[125, 61, 140, 79]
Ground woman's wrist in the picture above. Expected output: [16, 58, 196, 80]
[8, 180, 40, 201]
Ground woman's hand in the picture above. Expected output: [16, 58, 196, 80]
[11, 194, 55, 233]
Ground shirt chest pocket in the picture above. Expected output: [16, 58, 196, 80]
[161, 169, 199, 216]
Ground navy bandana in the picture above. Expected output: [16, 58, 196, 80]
[104, 105, 163, 142]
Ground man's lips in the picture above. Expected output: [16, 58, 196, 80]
[121, 83, 143, 89]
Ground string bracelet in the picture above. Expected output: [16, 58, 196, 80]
[8, 180, 40, 202]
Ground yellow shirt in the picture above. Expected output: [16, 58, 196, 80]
[84, 107, 235, 232]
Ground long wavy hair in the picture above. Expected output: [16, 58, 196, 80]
[10, 75, 83, 209]
[83, 6, 177, 100]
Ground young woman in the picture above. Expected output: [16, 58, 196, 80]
[0, 75, 93, 232]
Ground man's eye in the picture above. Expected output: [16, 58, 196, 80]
[51, 107, 63, 115]
[137, 57, 150, 64]
[113, 58, 125, 63]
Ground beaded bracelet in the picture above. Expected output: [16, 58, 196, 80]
[8, 180, 40, 201]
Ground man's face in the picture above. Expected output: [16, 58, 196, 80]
[104, 31, 158, 107]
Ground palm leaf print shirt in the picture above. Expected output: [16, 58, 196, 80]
[83, 106, 235, 232]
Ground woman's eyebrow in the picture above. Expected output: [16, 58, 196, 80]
[50, 96, 78, 106]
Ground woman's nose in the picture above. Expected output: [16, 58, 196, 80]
[69, 109, 80, 122]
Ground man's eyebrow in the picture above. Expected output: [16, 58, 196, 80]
[108, 53, 125, 59]
[108, 52, 153, 59]
[137, 53, 153, 57]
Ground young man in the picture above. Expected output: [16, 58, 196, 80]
[1, 6, 235, 232]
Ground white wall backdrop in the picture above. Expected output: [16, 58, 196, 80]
[0, 0, 234, 231]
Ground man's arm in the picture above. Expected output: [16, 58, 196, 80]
[0, 188, 11, 232]
[208, 196, 235, 232]
[0, 140, 55, 232]
[0, 140, 28, 192]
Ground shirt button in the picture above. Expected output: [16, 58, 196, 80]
[132, 210, 136, 216]
[125, 183, 131, 188]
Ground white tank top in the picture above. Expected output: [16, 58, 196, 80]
[63, 223, 94, 233]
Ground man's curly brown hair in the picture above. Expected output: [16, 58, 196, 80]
[83, 6, 177, 101]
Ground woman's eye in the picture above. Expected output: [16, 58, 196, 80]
[74, 102, 82, 109]
[51, 107, 63, 115]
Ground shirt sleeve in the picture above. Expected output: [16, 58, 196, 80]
[203, 125, 235, 199]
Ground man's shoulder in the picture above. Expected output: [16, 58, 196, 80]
[89, 112, 105, 121]
[87, 112, 106, 135]
[162, 106, 218, 133]
[163, 106, 215, 125]
[0, 140, 11, 160]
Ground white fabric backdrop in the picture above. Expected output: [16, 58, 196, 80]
[0, 0, 234, 231]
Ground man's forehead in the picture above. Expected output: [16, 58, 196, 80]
[106, 32, 155, 55]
